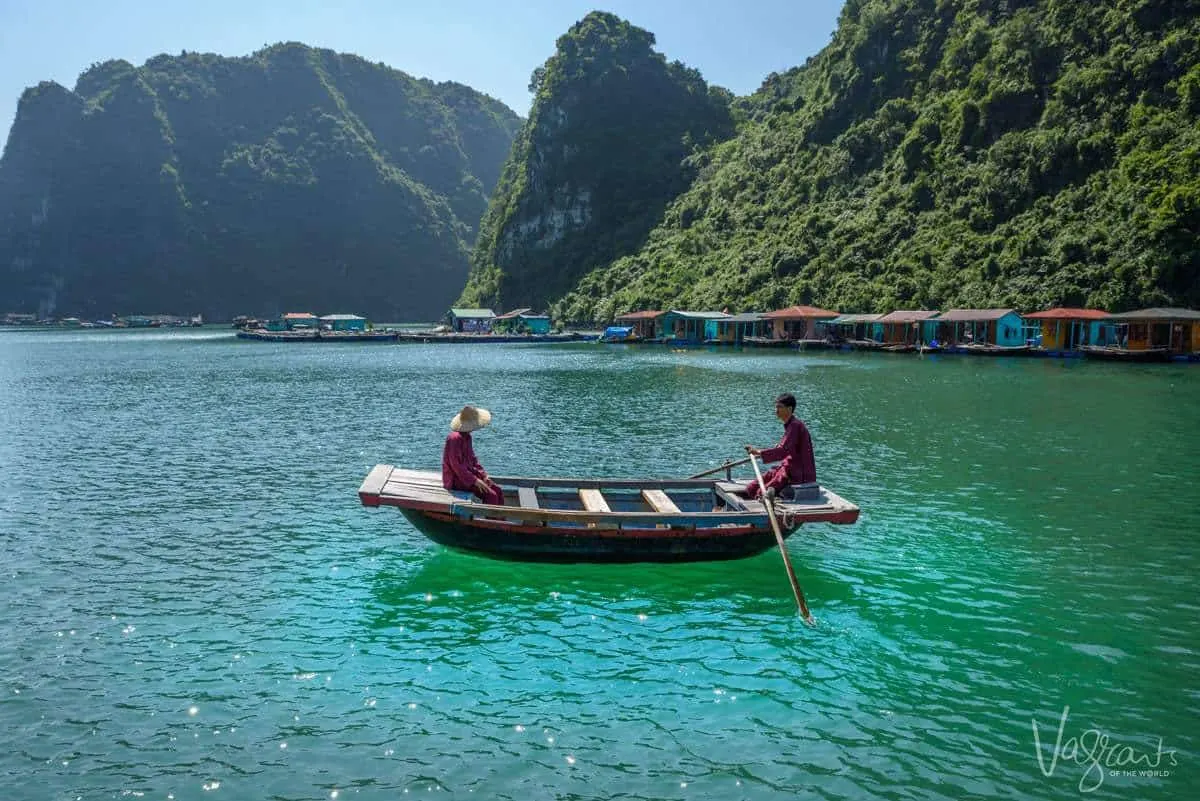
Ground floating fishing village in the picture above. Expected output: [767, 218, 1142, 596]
[214, 303, 1200, 362]
[12, 303, 1200, 362]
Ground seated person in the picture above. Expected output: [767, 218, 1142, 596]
[743, 392, 816, 500]
[442, 405, 504, 505]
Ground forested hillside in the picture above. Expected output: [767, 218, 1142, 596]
[538, 1, 1198, 322]
[0, 44, 522, 320]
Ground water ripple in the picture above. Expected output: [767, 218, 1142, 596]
[0, 333, 1196, 800]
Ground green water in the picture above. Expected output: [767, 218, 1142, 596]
[0, 329, 1196, 800]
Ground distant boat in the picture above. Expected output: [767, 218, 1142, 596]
[236, 328, 398, 342]
[358, 466, 860, 563]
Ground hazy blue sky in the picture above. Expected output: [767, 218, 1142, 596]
[1, 0, 845, 137]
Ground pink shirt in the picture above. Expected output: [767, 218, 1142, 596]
[760, 415, 816, 484]
[442, 431, 487, 491]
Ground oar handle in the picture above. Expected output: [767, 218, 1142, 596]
[750, 453, 815, 625]
[687, 455, 752, 480]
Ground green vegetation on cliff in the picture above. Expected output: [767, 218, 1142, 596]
[0, 44, 521, 320]
[540, 1, 1199, 322]
[458, 12, 735, 311]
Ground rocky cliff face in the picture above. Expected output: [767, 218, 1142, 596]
[458, 12, 735, 312]
[0, 44, 522, 320]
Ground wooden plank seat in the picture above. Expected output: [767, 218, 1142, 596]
[641, 488, 681, 514]
[578, 488, 611, 513]
[518, 486, 540, 509]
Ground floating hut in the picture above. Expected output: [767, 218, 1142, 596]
[319, 314, 367, 332]
[761, 306, 840, 344]
[614, 310, 665, 340]
[492, 308, 552, 335]
[827, 313, 884, 348]
[447, 308, 496, 333]
[1091, 308, 1200, 360]
[264, 312, 320, 332]
[877, 310, 939, 351]
[711, 313, 770, 344]
[661, 310, 730, 344]
[932, 309, 1027, 352]
[1022, 308, 1109, 355]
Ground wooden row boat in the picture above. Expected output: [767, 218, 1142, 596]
[358, 466, 860, 563]
[1079, 345, 1172, 362]
[742, 336, 793, 348]
[960, 343, 1032, 356]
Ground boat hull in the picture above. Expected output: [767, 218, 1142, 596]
[359, 465, 859, 564]
[1080, 346, 1172, 362]
[400, 509, 786, 563]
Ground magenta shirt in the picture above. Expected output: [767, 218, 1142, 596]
[760, 415, 816, 484]
[442, 431, 487, 491]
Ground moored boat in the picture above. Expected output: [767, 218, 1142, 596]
[1079, 345, 1172, 362]
[961, 343, 1032, 356]
[742, 336, 793, 348]
[358, 465, 859, 563]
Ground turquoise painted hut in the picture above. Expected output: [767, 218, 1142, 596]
[1022, 308, 1109, 353]
[614, 310, 665, 339]
[319, 314, 368, 331]
[878, 310, 939, 345]
[827, 313, 884, 343]
[712, 313, 769, 343]
[661, 310, 731, 344]
[266, 312, 319, 332]
[932, 309, 1026, 347]
[447, 308, 496, 333]
[492, 308, 552, 334]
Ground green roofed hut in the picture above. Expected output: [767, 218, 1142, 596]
[447, 308, 496, 333]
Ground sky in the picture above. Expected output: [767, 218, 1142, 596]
[0, 0, 845, 137]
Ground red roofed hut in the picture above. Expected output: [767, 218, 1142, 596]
[1023, 308, 1109, 354]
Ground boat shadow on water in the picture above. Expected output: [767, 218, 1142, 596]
[361, 545, 856, 632]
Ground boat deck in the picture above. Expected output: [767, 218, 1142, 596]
[359, 466, 859, 527]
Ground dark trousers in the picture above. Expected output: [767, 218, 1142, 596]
[745, 465, 790, 500]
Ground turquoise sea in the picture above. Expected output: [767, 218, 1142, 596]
[0, 328, 1196, 800]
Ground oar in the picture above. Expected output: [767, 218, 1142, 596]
[749, 453, 815, 625]
[687, 456, 751, 480]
